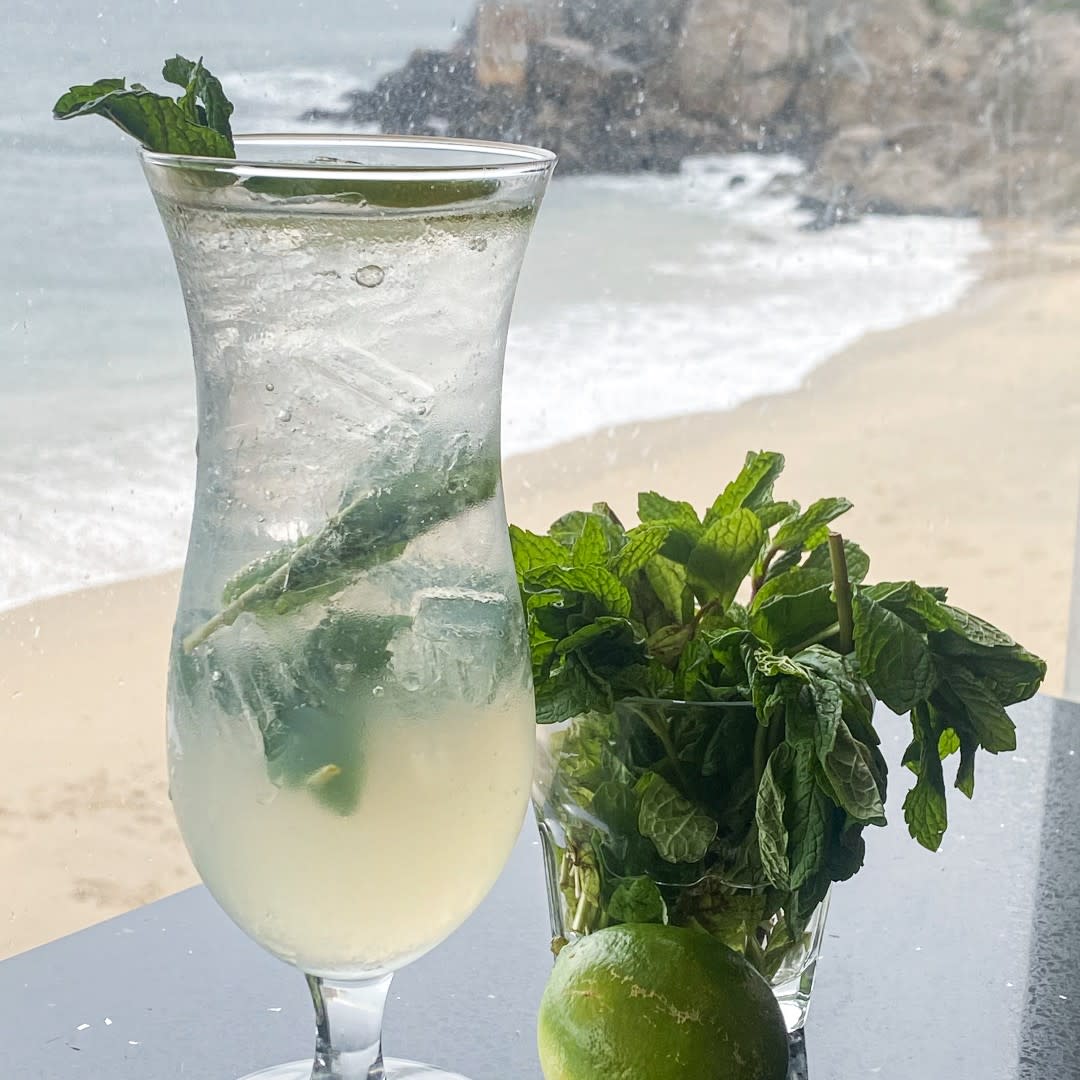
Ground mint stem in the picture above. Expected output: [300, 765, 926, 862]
[750, 545, 779, 600]
[182, 558, 294, 652]
[753, 719, 769, 792]
[785, 622, 840, 657]
[687, 596, 723, 639]
[828, 531, 855, 654]
[638, 705, 692, 790]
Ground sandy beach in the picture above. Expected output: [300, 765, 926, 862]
[2, 235, 1078, 960]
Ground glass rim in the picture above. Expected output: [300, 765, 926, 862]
[139, 132, 558, 182]
[616, 696, 757, 709]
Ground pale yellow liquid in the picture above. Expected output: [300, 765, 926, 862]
[170, 689, 535, 978]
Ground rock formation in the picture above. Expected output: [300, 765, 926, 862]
[307, 0, 1080, 221]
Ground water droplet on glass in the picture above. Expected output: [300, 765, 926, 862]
[265, 382, 275, 392]
[416, 404, 429, 416]
[353, 264, 385, 288]
[467, 236, 488, 252]
[211, 670, 223, 683]
[277, 408, 292, 423]
[400, 672, 421, 692]
[372, 685, 385, 697]
[263, 489, 274, 500]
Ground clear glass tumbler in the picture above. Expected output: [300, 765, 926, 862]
[533, 697, 830, 1032]
[145, 134, 555, 1079]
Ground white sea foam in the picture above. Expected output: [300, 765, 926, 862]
[503, 154, 987, 456]
[222, 67, 391, 131]
[0, 152, 987, 611]
[0, 399, 196, 611]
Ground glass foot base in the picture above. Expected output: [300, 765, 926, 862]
[240, 1059, 470, 1079]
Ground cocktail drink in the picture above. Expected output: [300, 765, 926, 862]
[145, 135, 555, 1078]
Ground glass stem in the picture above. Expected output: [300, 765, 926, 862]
[307, 972, 393, 1080]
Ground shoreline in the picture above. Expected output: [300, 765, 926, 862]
[505, 225, 1078, 692]
[2, 156, 986, 616]
[3, 231, 1078, 959]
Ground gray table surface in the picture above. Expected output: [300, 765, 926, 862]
[2, 695, 1078, 1080]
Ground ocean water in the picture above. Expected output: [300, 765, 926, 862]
[1, 0, 987, 611]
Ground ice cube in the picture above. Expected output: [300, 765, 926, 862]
[390, 587, 521, 704]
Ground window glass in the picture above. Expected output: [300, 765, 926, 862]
[4, 0, 1076, 956]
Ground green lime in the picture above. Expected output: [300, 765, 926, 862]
[537, 924, 789, 1080]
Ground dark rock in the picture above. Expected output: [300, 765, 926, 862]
[553, 0, 688, 65]
[674, 0, 798, 125]
[313, 0, 1080, 221]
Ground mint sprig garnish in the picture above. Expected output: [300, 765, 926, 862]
[52, 59, 507, 208]
[184, 441, 499, 652]
[515, 451, 1046, 958]
[177, 441, 499, 815]
[53, 56, 236, 157]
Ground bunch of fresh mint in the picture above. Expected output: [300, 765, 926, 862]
[512, 451, 1045, 962]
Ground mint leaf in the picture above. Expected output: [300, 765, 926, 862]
[685, 509, 764, 607]
[530, 565, 633, 619]
[610, 524, 670, 579]
[787, 742, 828, 890]
[944, 662, 1018, 752]
[54, 80, 235, 156]
[550, 509, 625, 555]
[644, 555, 692, 624]
[748, 567, 836, 653]
[860, 580, 950, 633]
[608, 876, 667, 924]
[162, 55, 234, 142]
[796, 647, 876, 740]
[812, 676, 886, 824]
[904, 774, 948, 850]
[903, 707, 949, 850]
[942, 645, 1045, 705]
[638, 492, 703, 564]
[572, 514, 613, 566]
[955, 733, 977, 798]
[931, 607, 1045, 705]
[546, 712, 623, 799]
[638, 492, 701, 534]
[756, 744, 792, 889]
[704, 450, 786, 525]
[647, 623, 693, 666]
[756, 500, 800, 529]
[852, 589, 936, 713]
[773, 497, 853, 551]
[555, 616, 639, 657]
[938, 727, 962, 758]
[53, 78, 127, 112]
[534, 660, 605, 724]
[637, 771, 717, 863]
[804, 538, 870, 584]
[935, 603, 1017, 647]
[750, 567, 833, 608]
[509, 525, 570, 577]
[190, 611, 408, 815]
